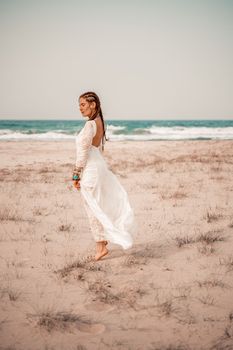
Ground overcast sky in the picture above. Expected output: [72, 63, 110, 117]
[0, 0, 232, 120]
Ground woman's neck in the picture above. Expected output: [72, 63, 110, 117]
[88, 113, 100, 121]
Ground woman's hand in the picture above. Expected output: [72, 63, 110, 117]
[73, 180, 81, 189]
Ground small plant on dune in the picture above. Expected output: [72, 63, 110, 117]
[198, 294, 215, 306]
[131, 243, 162, 259]
[159, 190, 169, 200]
[123, 254, 147, 266]
[150, 345, 189, 350]
[159, 188, 188, 200]
[4, 286, 22, 301]
[76, 346, 88, 350]
[169, 230, 224, 250]
[87, 279, 120, 305]
[58, 223, 72, 232]
[173, 286, 191, 300]
[158, 299, 174, 317]
[0, 207, 22, 221]
[196, 230, 225, 244]
[173, 235, 196, 248]
[210, 311, 233, 349]
[197, 278, 226, 289]
[28, 307, 92, 333]
[153, 292, 177, 318]
[204, 209, 223, 223]
[197, 242, 215, 255]
[210, 162, 222, 172]
[54, 256, 102, 278]
[87, 278, 144, 308]
[38, 166, 61, 174]
[219, 255, 233, 272]
[169, 190, 188, 200]
[33, 207, 44, 216]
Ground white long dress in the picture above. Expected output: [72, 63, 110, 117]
[75, 119, 136, 250]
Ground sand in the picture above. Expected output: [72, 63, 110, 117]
[0, 140, 233, 350]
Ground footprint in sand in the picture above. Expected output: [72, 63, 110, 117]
[85, 301, 116, 312]
[77, 322, 105, 334]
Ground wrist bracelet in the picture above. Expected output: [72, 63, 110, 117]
[73, 166, 83, 181]
[72, 174, 80, 180]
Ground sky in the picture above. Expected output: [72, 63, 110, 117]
[0, 0, 233, 120]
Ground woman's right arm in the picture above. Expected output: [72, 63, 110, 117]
[73, 121, 95, 184]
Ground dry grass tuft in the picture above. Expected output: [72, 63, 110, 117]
[197, 278, 226, 289]
[198, 294, 215, 306]
[159, 189, 188, 200]
[229, 312, 233, 322]
[169, 191, 188, 200]
[123, 254, 146, 266]
[204, 209, 223, 223]
[151, 291, 180, 318]
[87, 279, 119, 305]
[150, 345, 189, 350]
[158, 299, 174, 317]
[0, 207, 23, 222]
[28, 307, 91, 333]
[87, 278, 145, 308]
[172, 286, 191, 300]
[172, 230, 224, 249]
[76, 346, 88, 350]
[211, 312, 233, 350]
[210, 163, 222, 172]
[131, 243, 162, 259]
[2, 286, 22, 301]
[38, 166, 61, 174]
[173, 235, 196, 248]
[58, 223, 72, 232]
[197, 243, 215, 255]
[54, 256, 102, 278]
[196, 230, 225, 244]
[219, 255, 233, 272]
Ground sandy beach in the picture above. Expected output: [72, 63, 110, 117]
[0, 139, 233, 350]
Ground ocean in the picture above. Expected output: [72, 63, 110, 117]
[0, 119, 233, 141]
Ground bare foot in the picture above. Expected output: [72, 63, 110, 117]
[94, 247, 109, 261]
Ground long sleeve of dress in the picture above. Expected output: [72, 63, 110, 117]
[75, 121, 95, 171]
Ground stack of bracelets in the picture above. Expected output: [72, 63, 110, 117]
[72, 166, 83, 181]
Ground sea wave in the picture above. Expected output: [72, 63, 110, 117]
[0, 131, 74, 140]
[106, 125, 126, 134]
[0, 126, 233, 141]
[0, 129, 13, 135]
[148, 126, 233, 137]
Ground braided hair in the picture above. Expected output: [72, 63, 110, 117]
[79, 91, 108, 151]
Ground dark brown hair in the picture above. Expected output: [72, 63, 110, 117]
[79, 91, 108, 151]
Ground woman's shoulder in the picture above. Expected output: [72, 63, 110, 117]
[86, 119, 97, 134]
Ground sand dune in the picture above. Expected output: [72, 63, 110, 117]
[0, 140, 233, 350]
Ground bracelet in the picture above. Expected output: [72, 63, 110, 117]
[72, 174, 80, 181]
[72, 166, 83, 181]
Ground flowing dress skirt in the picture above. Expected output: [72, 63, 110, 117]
[80, 145, 136, 249]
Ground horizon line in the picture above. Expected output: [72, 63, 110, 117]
[1, 118, 233, 121]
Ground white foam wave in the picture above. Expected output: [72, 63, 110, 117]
[0, 131, 74, 140]
[148, 126, 233, 138]
[1, 126, 233, 141]
[106, 125, 126, 135]
[0, 129, 13, 135]
[107, 125, 126, 131]
[107, 126, 233, 140]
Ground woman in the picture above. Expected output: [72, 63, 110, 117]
[73, 91, 136, 261]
